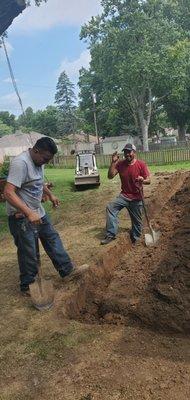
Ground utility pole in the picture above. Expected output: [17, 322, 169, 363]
[92, 92, 99, 144]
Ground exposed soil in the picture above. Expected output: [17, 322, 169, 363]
[1, 170, 190, 400]
[56, 171, 190, 334]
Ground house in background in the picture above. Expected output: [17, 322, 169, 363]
[59, 132, 98, 155]
[0, 131, 59, 163]
[102, 135, 141, 155]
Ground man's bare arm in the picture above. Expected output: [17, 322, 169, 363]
[108, 152, 119, 179]
[43, 184, 60, 207]
[136, 176, 151, 185]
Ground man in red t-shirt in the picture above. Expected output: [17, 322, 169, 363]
[101, 143, 150, 245]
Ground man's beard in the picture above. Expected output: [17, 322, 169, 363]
[125, 154, 134, 164]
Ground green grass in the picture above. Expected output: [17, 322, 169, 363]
[0, 162, 189, 240]
[24, 321, 99, 361]
[43, 168, 108, 221]
[149, 161, 190, 173]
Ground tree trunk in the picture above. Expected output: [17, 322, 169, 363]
[138, 109, 149, 151]
[129, 88, 152, 152]
[178, 125, 186, 141]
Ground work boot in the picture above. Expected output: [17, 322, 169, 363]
[100, 236, 116, 245]
[62, 264, 89, 280]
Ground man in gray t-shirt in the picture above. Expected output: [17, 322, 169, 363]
[4, 137, 74, 294]
[6, 149, 45, 218]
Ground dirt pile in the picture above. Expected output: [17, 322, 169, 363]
[133, 177, 190, 332]
[56, 171, 190, 333]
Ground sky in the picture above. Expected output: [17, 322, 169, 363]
[0, 0, 101, 116]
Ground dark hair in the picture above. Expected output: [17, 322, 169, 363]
[34, 137, 58, 155]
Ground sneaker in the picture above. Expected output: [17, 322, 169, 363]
[100, 236, 116, 245]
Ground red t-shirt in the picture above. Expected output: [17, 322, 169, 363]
[116, 159, 150, 200]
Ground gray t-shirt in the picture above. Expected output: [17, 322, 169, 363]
[6, 150, 45, 218]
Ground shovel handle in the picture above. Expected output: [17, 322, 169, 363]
[141, 197, 153, 233]
[136, 184, 153, 232]
[33, 227, 42, 282]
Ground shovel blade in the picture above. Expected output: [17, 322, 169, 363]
[29, 279, 54, 311]
[145, 230, 161, 246]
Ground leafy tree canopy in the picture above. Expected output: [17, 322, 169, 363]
[55, 71, 78, 135]
[0, 111, 16, 130]
[79, 0, 190, 150]
[0, 119, 13, 137]
[26, 0, 47, 6]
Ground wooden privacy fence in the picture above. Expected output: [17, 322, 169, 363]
[53, 148, 190, 168]
[138, 148, 190, 165]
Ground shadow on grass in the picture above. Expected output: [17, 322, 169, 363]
[69, 182, 101, 192]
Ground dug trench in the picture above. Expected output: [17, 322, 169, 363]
[55, 170, 190, 333]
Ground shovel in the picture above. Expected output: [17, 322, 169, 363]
[139, 187, 161, 246]
[29, 231, 54, 311]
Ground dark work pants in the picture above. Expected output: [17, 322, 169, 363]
[8, 214, 73, 291]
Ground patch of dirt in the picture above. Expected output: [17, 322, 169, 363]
[1, 171, 190, 400]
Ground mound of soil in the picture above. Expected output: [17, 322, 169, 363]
[133, 177, 190, 332]
[57, 171, 190, 333]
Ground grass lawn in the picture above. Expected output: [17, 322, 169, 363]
[0, 161, 189, 240]
[149, 161, 190, 173]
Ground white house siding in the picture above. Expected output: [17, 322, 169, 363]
[102, 135, 139, 155]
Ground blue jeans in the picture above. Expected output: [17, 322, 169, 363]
[8, 214, 74, 291]
[105, 194, 143, 240]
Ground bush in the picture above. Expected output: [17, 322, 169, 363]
[0, 157, 10, 177]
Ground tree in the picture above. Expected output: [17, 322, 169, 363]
[55, 71, 77, 135]
[55, 71, 76, 111]
[26, 1, 47, 5]
[78, 67, 131, 137]
[17, 107, 34, 129]
[80, 0, 190, 150]
[149, 108, 170, 138]
[0, 111, 16, 131]
[161, 40, 190, 140]
[16, 106, 59, 137]
[0, 119, 13, 137]
[78, 68, 99, 134]
[32, 106, 59, 137]
[164, 89, 190, 141]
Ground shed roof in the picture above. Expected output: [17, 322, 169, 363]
[0, 131, 45, 148]
[0, 132, 59, 163]
[67, 132, 97, 144]
[0, 0, 26, 35]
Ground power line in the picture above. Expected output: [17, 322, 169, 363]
[1, 36, 26, 116]
[1, 37, 52, 183]
[1, 37, 38, 148]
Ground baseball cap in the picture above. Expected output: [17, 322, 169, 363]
[122, 143, 136, 152]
